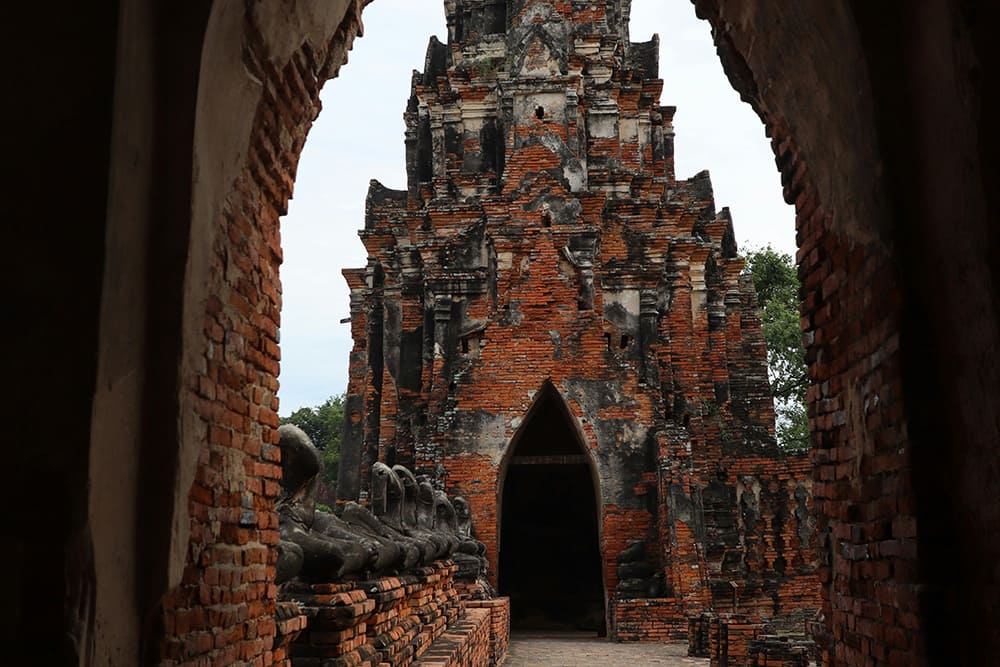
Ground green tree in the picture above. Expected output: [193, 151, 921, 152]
[280, 393, 345, 492]
[744, 247, 809, 450]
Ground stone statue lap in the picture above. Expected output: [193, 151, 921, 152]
[336, 462, 427, 568]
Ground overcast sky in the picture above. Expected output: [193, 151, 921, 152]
[277, 0, 795, 416]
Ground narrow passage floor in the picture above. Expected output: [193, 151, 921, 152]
[505, 633, 708, 666]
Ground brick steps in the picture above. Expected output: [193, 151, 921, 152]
[412, 607, 490, 667]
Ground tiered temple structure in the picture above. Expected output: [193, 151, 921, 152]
[339, 0, 818, 638]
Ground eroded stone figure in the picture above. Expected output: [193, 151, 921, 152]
[451, 496, 489, 573]
[392, 466, 453, 560]
[434, 491, 485, 578]
[341, 462, 425, 568]
[276, 424, 375, 580]
[432, 490, 461, 553]
[312, 502, 406, 573]
[277, 424, 493, 584]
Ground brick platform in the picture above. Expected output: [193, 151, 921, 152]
[465, 598, 511, 665]
[273, 601, 309, 667]
[282, 561, 508, 667]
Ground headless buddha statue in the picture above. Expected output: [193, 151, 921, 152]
[312, 502, 406, 573]
[341, 462, 432, 568]
[451, 497, 488, 559]
[434, 491, 485, 578]
[392, 466, 454, 560]
[338, 463, 428, 567]
[276, 424, 374, 580]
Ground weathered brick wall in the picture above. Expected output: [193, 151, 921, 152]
[702, 614, 817, 667]
[281, 561, 502, 667]
[287, 561, 462, 665]
[695, 2, 944, 664]
[793, 141, 913, 666]
[612, 598, 688, 642]
[690, 1, 950, 663]
[160, 1, 368, 662]
[340, 0, 818, 641]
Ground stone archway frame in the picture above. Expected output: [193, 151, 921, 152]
[495, 379, 609, 630]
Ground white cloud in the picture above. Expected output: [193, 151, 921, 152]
[278, 0, 795, 416]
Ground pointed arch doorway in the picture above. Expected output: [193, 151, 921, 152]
[498, 383, 606, 635]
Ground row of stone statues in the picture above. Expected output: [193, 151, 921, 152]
[275, 424, 488, 583]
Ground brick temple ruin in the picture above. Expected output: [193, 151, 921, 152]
[19, 0, 997, 664]
[337, 0, 819, 639]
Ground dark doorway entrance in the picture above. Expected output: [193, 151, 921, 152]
[499, 385, 605, 634]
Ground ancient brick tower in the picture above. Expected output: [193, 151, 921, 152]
[339, 0, 818, 638]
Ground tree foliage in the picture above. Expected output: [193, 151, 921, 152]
[280, 393, 345, 491]
[745, 247, 809, 450]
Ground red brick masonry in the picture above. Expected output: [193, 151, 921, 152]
[340, 0, 819, 640]
[281, 561, 508, 667]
